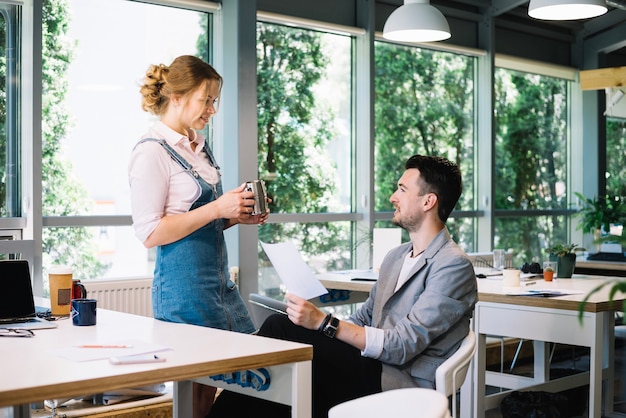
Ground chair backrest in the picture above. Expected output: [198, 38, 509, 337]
[467, 251, 514, 268]
[435, 329, 476, 397]
[248, 293, 288, 329]
[328, 388, 450, 418]
[435, 329, 476, 418]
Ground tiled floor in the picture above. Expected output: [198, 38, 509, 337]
[479, 337, 626, 417]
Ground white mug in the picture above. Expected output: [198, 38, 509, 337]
[502, 268, 520, 287]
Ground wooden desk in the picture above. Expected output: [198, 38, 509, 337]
[0, 309, 312, 418]
[471, 276, 624, 418]
[319, 272, 625, 418]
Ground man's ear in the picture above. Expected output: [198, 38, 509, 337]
[423, 193, 438, 211]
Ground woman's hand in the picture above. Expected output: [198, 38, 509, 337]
[215, 184, 256, 219]
[285, 293, 326, 330]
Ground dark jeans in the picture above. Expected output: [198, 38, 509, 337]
[208, 314, 382, 418]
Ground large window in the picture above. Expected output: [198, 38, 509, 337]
[40, 0, 214, 281]
[606, 118, 626, 199]
[0, 4, 21, 221]
[493, 67, 571, 265]
[1, 2, 612, 299]
[255, 22, 354, 295]
[373, 41, 477, 249]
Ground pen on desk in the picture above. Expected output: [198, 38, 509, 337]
[77, 345, 133, 348]
[521, 281, 536, 286]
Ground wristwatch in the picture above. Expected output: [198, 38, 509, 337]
[321, 315, 339, 338]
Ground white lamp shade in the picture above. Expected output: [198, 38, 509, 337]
[528, 0, 608, 20]
[383, 0, 451, 43]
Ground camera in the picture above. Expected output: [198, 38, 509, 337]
[520, 261, 542, 274]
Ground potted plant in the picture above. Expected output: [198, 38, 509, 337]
[545, 243, 586, 278]
[574, 192, 626, 251]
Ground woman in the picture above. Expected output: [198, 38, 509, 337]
[128, 55, 267, 416]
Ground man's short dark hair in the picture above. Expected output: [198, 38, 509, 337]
[405, 155, 462, 222]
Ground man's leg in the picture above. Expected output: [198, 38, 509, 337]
[209, 314, 381, 418]
[259, 314, 382, 416]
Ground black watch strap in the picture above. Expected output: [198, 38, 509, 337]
[318, 313, 331, 332]
[322, 315, 339, 338]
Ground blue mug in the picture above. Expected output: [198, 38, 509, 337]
[71, 298, 97, 326]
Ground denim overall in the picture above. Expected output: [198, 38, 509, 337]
[137, 138, 255, 334]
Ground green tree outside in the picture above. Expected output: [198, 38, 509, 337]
[40, 0, 106, 279]
[494, 69, 569, 265]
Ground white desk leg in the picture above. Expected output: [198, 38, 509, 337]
[589, 312, 603, 418]
[173, 380, 193, 418]
[291, 360, 312, 418]
[532, 340, 549, 384]
[603, 311, 615, 417]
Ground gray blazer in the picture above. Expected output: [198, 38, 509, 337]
[349, 227, 477, 390]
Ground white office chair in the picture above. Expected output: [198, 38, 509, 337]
[435, 330, 476, 418]
[248, 293, 288, 329]
[328, 388, 450, 418]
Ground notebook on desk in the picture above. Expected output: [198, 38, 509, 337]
[0, 260, 58, 330]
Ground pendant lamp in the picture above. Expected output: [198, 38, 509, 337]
[528, 0, 608, 20]
[383, 0, 451, 43]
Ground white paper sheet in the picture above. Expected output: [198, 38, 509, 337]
[261, 241, 328, 300]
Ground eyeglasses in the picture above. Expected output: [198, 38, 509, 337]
[0, 328, 34, 338]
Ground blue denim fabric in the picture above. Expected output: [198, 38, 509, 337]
[140, 139, 255, 334]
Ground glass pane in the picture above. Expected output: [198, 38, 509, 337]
[44, 0, 208, 217]
[41, 0, 210, 278]
[606, 118, 626, 198]
[493, 68, 570, 263]
[495, 215, 568, 267]
[0, 6, 20, 218]
[256, 22, 352, 215]
[494, 69, 568, 211]
[43, 226, 153, 283]
[373, 41, 475, 213]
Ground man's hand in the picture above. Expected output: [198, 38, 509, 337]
[285, 293, 327, 330]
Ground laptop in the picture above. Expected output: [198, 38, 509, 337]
[0, 260, 58, 330]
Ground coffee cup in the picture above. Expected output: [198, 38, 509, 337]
[502, 268, 521, 287]
[71, 298, 97, 326]
[244, 180, 268, 215]
[48, 266, 74, 316]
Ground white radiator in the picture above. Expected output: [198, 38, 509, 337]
[83, 278, 153, 317]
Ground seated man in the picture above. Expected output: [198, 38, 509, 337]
[209, 154, 478, 418]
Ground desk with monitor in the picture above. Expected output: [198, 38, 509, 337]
[318, 272, 625, 418]
[0, 308, 313, 418]
[575, 257, 626, 277]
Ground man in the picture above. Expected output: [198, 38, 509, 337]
[209, 154, 478, 418]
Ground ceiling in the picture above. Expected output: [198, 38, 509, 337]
[382, 0, 626, 66]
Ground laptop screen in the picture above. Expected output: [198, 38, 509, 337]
[0, 260, 37, 321]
